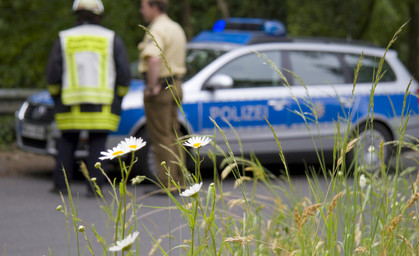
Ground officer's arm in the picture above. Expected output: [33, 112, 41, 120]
[114, 35, 131, 97]
[46, 39, 62, 100]
[145, 56, 161, 96]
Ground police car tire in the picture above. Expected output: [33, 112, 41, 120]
[347, 122, 393, 172]
[132, 129, 159, 182]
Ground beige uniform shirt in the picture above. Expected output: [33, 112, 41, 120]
[138, 14, 187, 78]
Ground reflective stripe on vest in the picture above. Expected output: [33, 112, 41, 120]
[59, 25, 116, 105]
[55, 105, 120, 131]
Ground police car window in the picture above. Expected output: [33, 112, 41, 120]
[212, 51, 282, 88]
[344, 54, 396, 83]
[185, 48, 226, 80]
[288, 51, 345, 85]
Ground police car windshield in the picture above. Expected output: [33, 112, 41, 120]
[185, 48, 226, 80]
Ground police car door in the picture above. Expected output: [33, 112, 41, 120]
[283, 49, 353, 156]
[200, 50, 290, 156]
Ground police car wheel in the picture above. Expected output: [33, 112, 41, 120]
[347, 122, 393, 172]
[131, 129, 159, 181]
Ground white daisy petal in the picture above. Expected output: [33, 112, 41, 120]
[183, 136, 212, 149]
[109, 231, 139, 252]
[180, 182, 203, 197]
[99, 145, 129, 161]
[119, 136, 146, 153]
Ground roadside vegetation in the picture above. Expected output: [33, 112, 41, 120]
[49, 26, 419, 255]
[0, 115, 16, 149]
[1, 0, 418, 90]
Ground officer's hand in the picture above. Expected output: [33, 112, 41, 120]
[144, 86, 161, 97]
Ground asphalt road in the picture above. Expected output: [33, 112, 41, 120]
[0, 150, 417, 256]
[0, 172, 201, 256]
[0, 165, 305, 256]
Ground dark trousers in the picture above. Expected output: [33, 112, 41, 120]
[53, 131, 108, 191]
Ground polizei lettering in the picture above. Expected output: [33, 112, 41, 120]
[209, 105, 269, 122]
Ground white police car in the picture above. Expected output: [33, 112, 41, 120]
[15, 18, 419, 175]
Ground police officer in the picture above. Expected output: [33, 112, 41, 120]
[138, 0, 187, 186]
[47, 0, 131, 196]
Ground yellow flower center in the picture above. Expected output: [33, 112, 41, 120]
[129, 145, 137, 149]
[112, 151, 124, 156]
[193, 143, 202, 148]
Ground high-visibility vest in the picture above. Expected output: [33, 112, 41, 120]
[59, 24, 116, 105]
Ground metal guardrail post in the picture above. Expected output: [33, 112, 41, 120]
[0, 89, 41, 114]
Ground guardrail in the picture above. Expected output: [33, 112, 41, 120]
[0, 89, 41, 114]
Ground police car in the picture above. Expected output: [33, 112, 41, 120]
[15, 18, 419, 176]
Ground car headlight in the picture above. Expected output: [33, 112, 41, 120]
[16, 101, 29, 120]
[31, 104, 49, 120]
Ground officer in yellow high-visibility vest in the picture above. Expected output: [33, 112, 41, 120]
[46, 0, 131, 196]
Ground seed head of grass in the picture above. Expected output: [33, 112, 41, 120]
[404, 193, 419, 212]
[387, 215, 402, 234]
[224, 227, 254, 247]
[221, 162, 237, 180]
[327, 191, 344, 219]
[294, 207, 302, 230]
[234, 176, 252, 189]
[228, 199, 246, 209]
[301, 203, 322, 226]
[337, 137, 359, 168]
[354, 246, 368, 254]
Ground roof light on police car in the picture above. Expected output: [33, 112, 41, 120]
[211, 17, 286, 37]
[263, 20, 286, 36]
[72, 0, 104, 15]
[212, 19, 227, 32]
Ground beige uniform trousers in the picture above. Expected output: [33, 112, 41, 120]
[143, 79, 184, 186]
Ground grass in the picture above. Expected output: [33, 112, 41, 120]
[45, 23, 419, 255]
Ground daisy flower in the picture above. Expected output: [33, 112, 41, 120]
[183, 136, 212, 149]
[180, 182, 203, 197]
[119, 136, 146, 152]
[99, 144, 128, 160]
[109, 231, 139, 252]
[359, 174, 367, 189]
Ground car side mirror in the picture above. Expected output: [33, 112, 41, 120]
[204, 74, 234, 90]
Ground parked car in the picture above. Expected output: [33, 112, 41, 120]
[15, 18, 419, 177]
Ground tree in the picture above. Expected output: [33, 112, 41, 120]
[286, 0, 418, 80]
[407, 0, 419, 77]
[216, 0, 229, 18]
[0, 0, 417, 89]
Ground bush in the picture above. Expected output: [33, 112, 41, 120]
[0, 114, 16, 148]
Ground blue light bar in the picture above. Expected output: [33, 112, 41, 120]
[226, 17, 265, 24]
[212, 19, 226, 32]
[192, 31, 253, 45]
[211, 17, 286, 36]
[191, 17, 286, 44]
[264, 20, 286, 36]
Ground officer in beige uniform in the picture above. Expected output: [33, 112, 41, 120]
[138, 0, 187, 186]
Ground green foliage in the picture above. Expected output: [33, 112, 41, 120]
[0, 0, 141, 89]
[287, 0, 400, 41]
[101, 0, 143, 60]
[0, 0, 75, 89]
[0, 0, 417, 90]
[0, 115, 16, 147]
